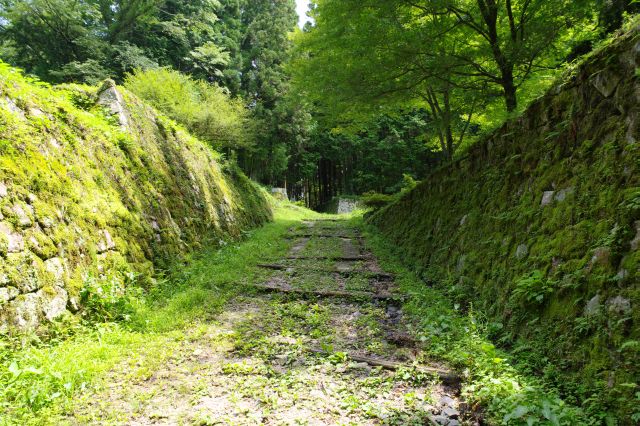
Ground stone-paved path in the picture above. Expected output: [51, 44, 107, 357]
[67, 219, 472, 425]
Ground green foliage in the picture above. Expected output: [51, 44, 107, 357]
[360, 192, 396, 211]
[124, 68, 252, 150]
[79, 272, 142, 323]
[510, 271, 556, 306]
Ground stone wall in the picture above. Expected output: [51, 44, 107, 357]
[0, 66, 272, 332]
[370, 29, 640, 418]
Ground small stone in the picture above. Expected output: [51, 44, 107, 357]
[27, 193, 37, 204]
[9, 293, 40, 329]
[274, 354, 288, 365]
[151, 220, 160, 231]
[515, 244, 529, 259]
[439, 395, 456, 407]
[39, 216, 55, 229]
[0, 182, 7, 198]
[442, 406, 460, 418]
[448, 420, 460, 426]
[49, 137, 61, 149]
[614, 269, 628, 281]
[271, 187, 289, 201]
[460, 214, 468, 226]
[97, 80, 129, 128]
[431, 415, 450, 425]
[585, 294, 601, 316]
[350, 362, 371, 371]
[67, 296, 80, 313]
[4, 97, 25, 118]
[606, 296, 631, 316]
[28, 107, 45, 118]
[541, 191, 555, 206]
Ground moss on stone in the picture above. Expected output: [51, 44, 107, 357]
[0, 61, 272, 333]
[369, 29, 640, 419]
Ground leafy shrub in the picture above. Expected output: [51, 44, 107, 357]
[124, 68, 252, 150]
[80, 272, 142, 323]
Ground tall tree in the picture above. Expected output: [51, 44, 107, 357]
[431, 0, 595, 112]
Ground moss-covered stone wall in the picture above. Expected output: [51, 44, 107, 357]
[370, 30, 640, 417]
[0, 65, 272, 332]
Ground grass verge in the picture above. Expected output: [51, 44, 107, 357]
[358, 216, 594, 426]
[0, 201, 324, 425]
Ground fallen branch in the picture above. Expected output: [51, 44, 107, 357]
[256, 264, 394, 280]
[287, 256, 369, 261]
[308, 347, 460, 386]
[257, 263, 288, 271]
[249, 283, 404, 302]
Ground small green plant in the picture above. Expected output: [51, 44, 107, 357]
[80, 271, 141, 322]
[510, 270, 555, 306]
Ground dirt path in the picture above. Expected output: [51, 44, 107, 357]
[68, 220, 469, 425]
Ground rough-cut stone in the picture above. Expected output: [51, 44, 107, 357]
[614, 269, 628, 281]
[541, 191, 555, 206]
[515, 244, 529, 259]
[12, 204, 32, 227]
[271, 187, 288, 201]
[585, 294, 601, 316]
[631, 221, 640, 250]
[591, 70, 623, 98]
[37, 286, 68, 321]
[0, 222, 24, 253]
[68, 296, 80, 313]
[337, 198, 360, 214]
[97, 229, 116, 253]
[606, 296, 631, 316]
[38, 216, 55, 229]
[554, 187, 574, 202]
[0, 286, 19, 304]
[591, 247, 611, 266]
[8, 294, 41, 329]
[45, 257, 65, 285]
[4, 96, 25, 118]
[459, 214, 468, 226]
[0, 181, 7, 198]
[97, 80, 129, 128]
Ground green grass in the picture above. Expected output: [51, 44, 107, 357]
[0, 201, 324, 425]
[1, 203, 607, 425]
